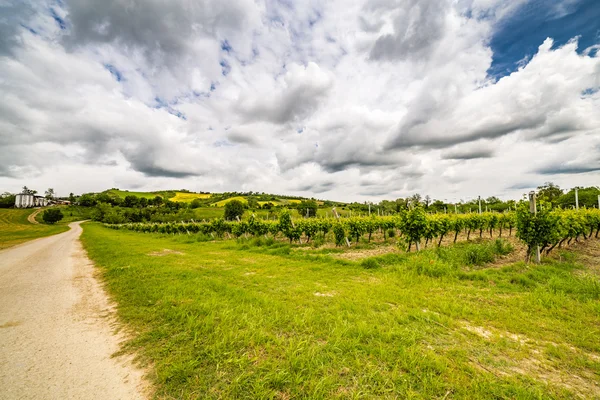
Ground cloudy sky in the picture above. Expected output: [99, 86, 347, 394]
[0, 0, 599, 202]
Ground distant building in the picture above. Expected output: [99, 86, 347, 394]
[15, 194, 50, 208]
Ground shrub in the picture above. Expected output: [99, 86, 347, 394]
[42, 208, 64, 224]
[224, 200, 245, 221]
[297, 200, 318, 218]
[387, 228, 396, 238]
[361, 258, 380, 269]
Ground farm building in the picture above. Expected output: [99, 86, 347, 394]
[14, 194, 50, 208]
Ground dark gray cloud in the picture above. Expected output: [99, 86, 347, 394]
[238, 63, 332, 125]
[441, 147, 494, 160]
[296, 181, 335, 193]
[389, 114, 545, 150]
[226, 130, 258, 146]
[507, 182, 538, 190]
[368, 0, 449, 61]
[122, 148, 202, 178]
[535, 164, 600, 175]
[63, 0, 252, 57]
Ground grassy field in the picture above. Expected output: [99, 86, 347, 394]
[81, 223, 600, 399]
[0, 206, 90, 250]
[104, 189, 172, 200]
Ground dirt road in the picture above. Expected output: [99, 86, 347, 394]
[26, 208, 41, 224]
[0, 222, 147, 400]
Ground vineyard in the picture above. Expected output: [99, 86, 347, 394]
[104, 207, 600, 262]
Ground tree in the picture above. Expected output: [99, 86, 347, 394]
[123, 195, 139, 208]
[247, 198, 258, 209]
[45, 188, 55, 199]
[224, 200, 245, 221]
[42, 208, 63, 224]
[0, 192, 16, 208]
[424, 195, 432, 208]
[78, 193, 97, 207]
[152, 196, 164, 206]
[409, 194, 422, 208]
[298, 200, 318, 218]
[69, 193, 76, 203]
[537, 182, 563, 206]
[22, 186, 37, 195]
[189, 198, 202, 209]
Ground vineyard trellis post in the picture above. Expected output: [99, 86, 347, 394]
[598, 195, 600, 209]
[332, 207, 351, 247]
[529, 191, 541, 264]
[575, 188, 579, 210]
[478, 196, 482, 214]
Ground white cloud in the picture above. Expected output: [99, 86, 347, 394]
[0, 0, 598, 201]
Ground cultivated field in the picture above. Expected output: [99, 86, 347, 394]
[171, 192, 212, 202]
[81, 222, 600, 399]
[211, 196, 249, 207]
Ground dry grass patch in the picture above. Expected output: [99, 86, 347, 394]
[147, 249, 184, 256]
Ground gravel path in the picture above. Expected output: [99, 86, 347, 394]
[0, 222, 148, 400]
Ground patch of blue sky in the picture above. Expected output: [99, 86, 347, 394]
[220, 60, 231, 76]
[221, 40, 232, 53]
[104, 64, 123, 82]
[49, 7, 67, 30]
[581, 87, 599, 97]
[213, 139, 234, 147]
[20, 24, 37, 35]
[153, 97, 187, 120]
[488, 0, 599, 80]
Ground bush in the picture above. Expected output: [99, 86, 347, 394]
[361, 258, 380, 269]
[387, 229, 396, 238]
[42, 208, 64, 224]
[190, 198, 202, 209]
[298, 200, 318, 218]
[224, 200, 245, 221]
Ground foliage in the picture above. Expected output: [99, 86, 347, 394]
[224, 200, 245, 221]
[297, 200, 318, 218]
[0, 192, 16, 208]
[42, 208, 64, 224]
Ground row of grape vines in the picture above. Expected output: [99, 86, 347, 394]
[105, 207, 600, 258]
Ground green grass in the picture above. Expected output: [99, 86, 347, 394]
[81, 224, 600, 399]
[105, 189, 177, 200]
[0, 206, 90, 250]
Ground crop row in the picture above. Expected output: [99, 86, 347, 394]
[105, 207, 600, 258]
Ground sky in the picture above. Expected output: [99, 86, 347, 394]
[0, 0, 599, 202]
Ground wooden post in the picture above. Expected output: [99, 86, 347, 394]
[597, 195, 600, 209]
[575, 188, 579, 210]
[529, 191, 541, 264]
[455, 204, 457, 214]
[332, 207, 351, 247]
[478, 196, 482, 214]
[368, 203, 371, 216]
